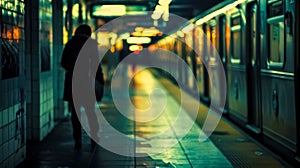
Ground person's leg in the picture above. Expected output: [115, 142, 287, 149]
[69, 102, 82, 149]
[85, 102, 99, 149]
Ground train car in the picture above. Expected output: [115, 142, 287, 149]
[195, 1, 248, 119]
[195, 16, 228, 112]
[194, 0, 299, 163]
[224, 1, 249, 126]
[156, 0, 300, 164]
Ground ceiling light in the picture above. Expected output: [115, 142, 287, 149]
[127, 37, 151, 44]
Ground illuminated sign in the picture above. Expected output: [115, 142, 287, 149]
[126, 37, 151, 44]
[91, 4, 148, 18]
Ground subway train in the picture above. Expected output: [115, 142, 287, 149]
[150, 0, 299, 164]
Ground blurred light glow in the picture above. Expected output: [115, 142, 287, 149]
[162, 10, 169, 21]
[120, 32, 130, 39]
[63, 6, 68, 12]
[72, 3, 79, 18]
[91, 5, 147, 17]
[158, 0, 172, 6]
[110, 46, 116, 53]
[129, 45, 143, 51]
[97, 32, 110, 46]
[182, 23, 194, 33]
[151, 0, 171, 20]
[127, 37, 151, 44]
[126, 11, 148, 15]
[143, 28, 160, 36]
[116, 39, 123, 51]
[132, 27, 161, 37]
[177, 31, 184, 38]
[135, 27, 144, 32]
[148, 44, 158, 52]
[93, 5, 126, 17]
[109, 32, 118, 45]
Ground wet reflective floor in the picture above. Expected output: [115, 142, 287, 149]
[18, 65, 287, 167]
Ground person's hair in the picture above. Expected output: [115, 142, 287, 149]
[74, 24, 92, 37]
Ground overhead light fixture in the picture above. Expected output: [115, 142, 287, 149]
[158, 0, 172, 6]
[182, 23, 194, 33]
[91, 4, 148, 18]
[131, 27, 162, 37]
[126, 37, 151, 44]
[152, 0, 172, 24]
[92, 5, 126, 17]
[120, 32, 130, 39]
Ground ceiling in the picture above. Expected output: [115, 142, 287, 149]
[84, 0, 225, 20]
[82, 0, 225, 39]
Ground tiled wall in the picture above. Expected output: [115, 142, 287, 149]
[0, 0, 26, 167]
[1, 0, 67, 166]
[0, 103, 26, 168]
[25, 0, 55, 141]
[53, 0, 68, 120]
[39, 73, 54, 139]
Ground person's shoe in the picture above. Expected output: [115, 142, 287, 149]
[74, 139, 82, 150]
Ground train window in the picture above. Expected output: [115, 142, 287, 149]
[185, 31, 193, 53]
[40, 0, 53, 72]
[209, 19, 217, 61]
[251, 6, 257, 66]
[267, 0, 284, 67]
[230, 13, 241, 64]
[268, 1, 283, 17]
[194, 26, 204, 60]
[206, 25, 211, 60]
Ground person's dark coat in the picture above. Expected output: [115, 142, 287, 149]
[61, 35, 104, 102]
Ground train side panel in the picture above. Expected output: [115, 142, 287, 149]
[260, 0, 297, 152]
[226, 6, 248, 124]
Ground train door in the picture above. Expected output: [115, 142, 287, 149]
[227, 10, 248, 124]
[260, 0, 297, 153]
[194, 25, 205, 99]
[218, 15, 228, 113]
[176, 35, 187, 87]
[219, 15, 227, 66]
[185, 30, 196, 92]
[208, 19, 223, 111]
[296, 0, 300, 159]
[246, 3, 261, 133]
[203, 24, 210, 102]
[181, 38, 189, 88]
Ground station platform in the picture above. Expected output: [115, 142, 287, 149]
[18, 66, 289, 167]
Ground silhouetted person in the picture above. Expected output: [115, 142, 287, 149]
[61, 24, 104, 150]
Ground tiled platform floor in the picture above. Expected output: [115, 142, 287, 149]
[18, 66, 287, 167]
